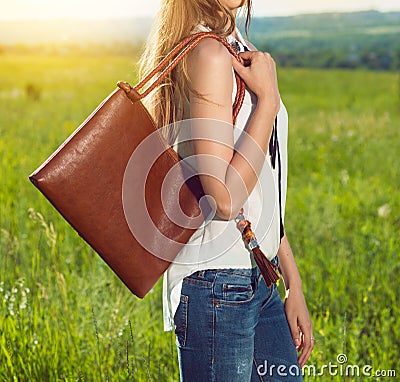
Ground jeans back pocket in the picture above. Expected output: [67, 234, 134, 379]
[174, 294, 189, 347]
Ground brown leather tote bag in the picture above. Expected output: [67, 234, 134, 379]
[28, 32, 246, 298]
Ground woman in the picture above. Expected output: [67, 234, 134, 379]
[139, 0, 313, 380]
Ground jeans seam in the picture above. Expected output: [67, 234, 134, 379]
[218, 282, 257, 305]
[211, 271, 218, 381]
[183, 277, 212, 287]
[212, 269, 255, 276]
[253, 354, 265, 382]
[259, 283, 275, 314]
[182, 295, 188, 347]
[214, 271, 259, 306]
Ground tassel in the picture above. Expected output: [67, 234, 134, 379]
[252, 246, 280, 288]
[236, 210, 280, 288]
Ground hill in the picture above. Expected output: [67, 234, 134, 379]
[247, 11, 400, 69]
[0, 10, 399, 70]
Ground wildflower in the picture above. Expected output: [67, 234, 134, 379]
[377, 204, 390, 218]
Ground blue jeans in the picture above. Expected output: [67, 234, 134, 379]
[173, 262, 303, 381]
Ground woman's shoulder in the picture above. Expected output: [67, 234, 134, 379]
[185, 37, 233, 101]
[189, 38, 231, 62]
[188, 23, 232, 62]
[186, 36, 232, 72]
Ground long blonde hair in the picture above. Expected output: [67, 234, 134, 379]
[138, 0, 252, 145]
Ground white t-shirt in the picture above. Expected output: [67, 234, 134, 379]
[162, 25, 289, 331]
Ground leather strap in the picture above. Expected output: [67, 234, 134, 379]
[119, 31, 246, 125]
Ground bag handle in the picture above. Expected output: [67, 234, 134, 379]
[118, 31, 246, 125]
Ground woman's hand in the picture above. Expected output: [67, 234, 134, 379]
[232, 51, 280, 115]
[284, 285, 314, 368]
[277, 235, 314, 368]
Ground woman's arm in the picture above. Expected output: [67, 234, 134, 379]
[186, 38, 280, 220]
[277, 234, 314, 367]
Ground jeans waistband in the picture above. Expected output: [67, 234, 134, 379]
[192, 255, 279, 280]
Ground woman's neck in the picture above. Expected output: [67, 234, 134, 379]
[226, 10, 237, 38]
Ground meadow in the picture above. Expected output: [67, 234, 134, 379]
[0, 52, 399, 381]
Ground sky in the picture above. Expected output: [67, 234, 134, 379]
[0, 0, 399, 19]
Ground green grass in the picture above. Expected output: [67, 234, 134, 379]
[1, 54, 399, 381]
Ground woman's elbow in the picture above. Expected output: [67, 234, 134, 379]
[200, 182, 243, 221]
[215, 201, 241, 221]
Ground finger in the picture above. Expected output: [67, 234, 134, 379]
[237, 50, 258, 60]
[298, 328, 314, 368]
[232, 56, 243, 70]
[304, 335, 315, 363]
[297, 330, 305, 352]
[231, 53, 244, 66]
[287, 319, 301, 350]
[299, 341, 314, 368]
[238, 50, 265, 67]
[263, 51, 275, 61]
[231, 57, 248, 76]
[298, 336, 312, 367]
